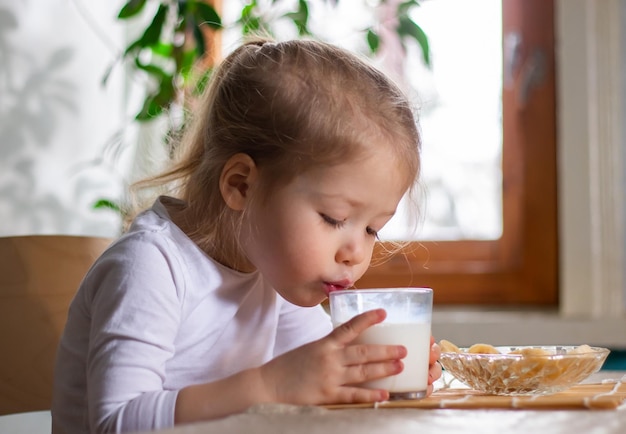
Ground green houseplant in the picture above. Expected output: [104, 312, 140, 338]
[95, 0, 430, 214]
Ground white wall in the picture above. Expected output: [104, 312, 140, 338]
[0, 0, 129, 237]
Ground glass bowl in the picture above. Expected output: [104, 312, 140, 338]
[438, 344, 610, 395]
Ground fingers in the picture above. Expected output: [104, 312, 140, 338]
[342, 343, 407, 365]
[333, 387, 390, 404]
[330, 309, 386, 345]
[425, 383, 434, 397]
[428, 338, 443, 385]
[342, 359, 404, 386]
[429, 341, 441, 364]
[428, 359, 443, 385]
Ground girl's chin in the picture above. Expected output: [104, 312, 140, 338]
[289, 296, 326, 308]
[276, 288, 327, 307]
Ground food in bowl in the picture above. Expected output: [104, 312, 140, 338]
[438, 340, 610, 395]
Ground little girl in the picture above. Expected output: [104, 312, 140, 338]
[52, 38, 442, 433]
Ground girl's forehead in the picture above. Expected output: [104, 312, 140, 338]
[288, 149, 410, 206]
[256, 131, 418, 205]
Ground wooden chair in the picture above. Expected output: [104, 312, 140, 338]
[0, 235, 112, 415]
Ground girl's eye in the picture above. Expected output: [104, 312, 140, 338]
[320, 213, 345, 228]
[321, 214, 379, 238]
[366, 227, 379, 239]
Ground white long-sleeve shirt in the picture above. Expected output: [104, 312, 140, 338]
[52, 197, 332, 434]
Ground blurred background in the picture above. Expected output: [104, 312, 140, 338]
[0, 0, 624, 358]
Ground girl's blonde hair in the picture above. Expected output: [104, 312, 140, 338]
[131, 37, 421, 263]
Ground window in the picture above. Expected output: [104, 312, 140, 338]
[218, 0, 558, 307]
[359, 0, 558, 306]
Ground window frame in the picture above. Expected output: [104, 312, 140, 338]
[358, 0, 559, 307]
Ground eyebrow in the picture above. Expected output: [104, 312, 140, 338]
[316, 193, 397, 218]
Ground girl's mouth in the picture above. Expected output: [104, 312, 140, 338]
[323, 281, 351, 296]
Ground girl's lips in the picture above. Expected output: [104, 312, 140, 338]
[324, 281, 352, 296]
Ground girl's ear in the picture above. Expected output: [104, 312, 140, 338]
[220, 153, 258, 211]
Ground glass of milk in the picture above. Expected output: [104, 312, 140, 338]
[329, 287, 433, 400]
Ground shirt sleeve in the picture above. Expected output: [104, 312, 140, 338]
[82, 233, 185, 433]
[273, 298, 333, 357]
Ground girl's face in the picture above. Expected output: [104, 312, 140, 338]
[240, 146, 410, 307]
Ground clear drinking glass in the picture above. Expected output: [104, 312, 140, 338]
[329, 287, 433, 400]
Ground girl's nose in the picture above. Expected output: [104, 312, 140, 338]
[335, 236, 367, 266]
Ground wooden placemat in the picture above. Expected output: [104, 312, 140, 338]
[324, 381, 626, 410]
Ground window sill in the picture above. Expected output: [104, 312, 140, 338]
[432, 308, 626, 348]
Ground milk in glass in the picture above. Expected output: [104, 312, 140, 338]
[354, 322, 431, 392]
[329, 287, 433, 399]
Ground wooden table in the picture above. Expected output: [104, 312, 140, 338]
[4, 372, 621, 433]
[136, 371, 626, 434]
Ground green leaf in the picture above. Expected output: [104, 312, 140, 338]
[240, 2, 257, 19]
[178, 0, 188, 15]
[136, 78, 175, 121]
[397, 0, 421, 16]
[195, 3, 222, 29]
[191, 16, 207, 57]
[122, 4, 168, 57]
[93, 199, 121, 213]
[397, 15, 430, 66]
[142, 4, 168, 46]
[118, 0, 147, 19]
[122, 38, 143, 56]
[284, 0, 310, 36]
[150, 41, 174, 58]
[241, 16, 262, 35]
[239, 1, 262, 35]
[193, 68, 213, 96]
[366, 28, 380, 53]
[136, 97, 165, 121]
[180, 47, 198, 77]
[134, 58, 169, 81]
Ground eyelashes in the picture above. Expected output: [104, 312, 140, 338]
[320, 213, 378, 238]
[320, 213, 345, 228]
[367, 227, 379, 238]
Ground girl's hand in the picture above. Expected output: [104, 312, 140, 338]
[258, 308, 406, 405]
[426, 336, 442, 396]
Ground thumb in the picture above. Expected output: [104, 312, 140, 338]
[330, 308, 386, 345]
